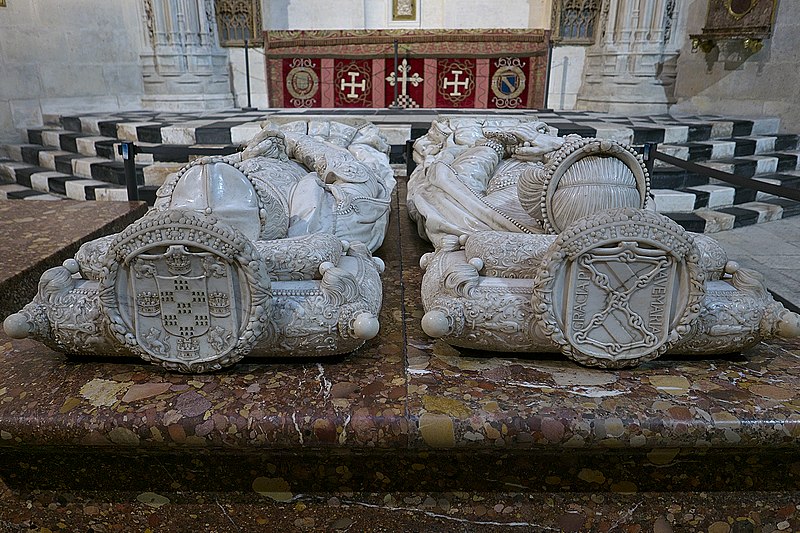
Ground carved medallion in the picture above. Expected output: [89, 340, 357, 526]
[565, 242, 676, 359]
[100, 210, 273, 372]
[532, 208, 705, 368]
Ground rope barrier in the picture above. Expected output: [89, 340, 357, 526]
[643, 142, 800, 202]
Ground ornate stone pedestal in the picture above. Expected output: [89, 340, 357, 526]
[0, 182, 798, 529]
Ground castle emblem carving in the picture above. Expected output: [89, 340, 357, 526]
[131, 246, 238, 363]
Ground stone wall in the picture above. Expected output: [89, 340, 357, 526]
[228, 47, 269, 109]
[264, 0, 550, 30]
[0, 0, 145, 142]
[672, 0, 800, 132]
[548, 46, 586, 110]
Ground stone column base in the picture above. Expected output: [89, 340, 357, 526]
[576, 78, 675, 115]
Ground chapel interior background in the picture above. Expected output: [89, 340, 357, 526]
[0, 0, 797, 143]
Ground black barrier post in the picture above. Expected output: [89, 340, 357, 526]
[118, 141, 139, 202]
[643, 142, 658, 176]
[242, 28, 256, 111]
[405, 139, 416, 177]
[389, 39, 400, 109]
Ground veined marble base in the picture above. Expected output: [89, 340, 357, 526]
[0, 200, 148, 320]
[0, 183, 798, 528]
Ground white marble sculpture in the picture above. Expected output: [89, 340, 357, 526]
[4, 120, 396, 372]
[408, 116, 800, 368]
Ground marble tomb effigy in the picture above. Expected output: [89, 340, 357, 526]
[3, 120, 396, 373]
[407, 116, 800, 368]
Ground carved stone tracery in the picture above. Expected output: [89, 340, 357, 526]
[215, 0, 263, 46]
[139, 0, 233, 110]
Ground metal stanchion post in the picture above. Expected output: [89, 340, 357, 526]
[242, 28, 256, 111]
[643, 142, 658, 176]
[118, 141, 139, 202]
[389, 39, 400, 109]
[543, 37, 554, 111]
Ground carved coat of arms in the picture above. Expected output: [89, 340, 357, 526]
[131, 245, 237, 362]
[565, 242, 676, 360]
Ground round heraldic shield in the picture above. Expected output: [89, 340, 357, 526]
[99, 210, 273, 373]
[531, 208, 706, 368]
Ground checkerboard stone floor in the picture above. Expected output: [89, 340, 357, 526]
[2, 108, 800, 234]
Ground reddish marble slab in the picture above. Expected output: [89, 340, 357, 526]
[0, 200, 148, 320]
[0, 192, 408, 450]
[0, 181, 799, 529]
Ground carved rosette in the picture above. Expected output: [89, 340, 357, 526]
[531, 208, 706, 368]
[518, 138, 650, 234]
[99, 210, 273, 373]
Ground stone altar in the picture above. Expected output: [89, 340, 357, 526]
[3, 120, 396, 373]
[407, 116, 800, 368]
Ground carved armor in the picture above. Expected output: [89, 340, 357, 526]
[4, 120, 393, 372]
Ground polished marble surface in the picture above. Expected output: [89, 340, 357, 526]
[0, 200, 148, 319]
[0, 185, 798, 453]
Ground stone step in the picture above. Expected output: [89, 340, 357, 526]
[0, 181, 63, 200]
[655, 134, 799, 164]
[7, 109, 799, 231]
[52, 110, 782, 149]
[4, 156, 145, 187]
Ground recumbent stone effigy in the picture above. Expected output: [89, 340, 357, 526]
[3, 120, 396, 373]
[407, 116, 800, 368]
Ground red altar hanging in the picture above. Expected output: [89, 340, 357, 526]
[264, 29, 550, 109]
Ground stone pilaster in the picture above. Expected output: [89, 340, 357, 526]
[139, 0, 234, 111]
[576, 0, 683, 114]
